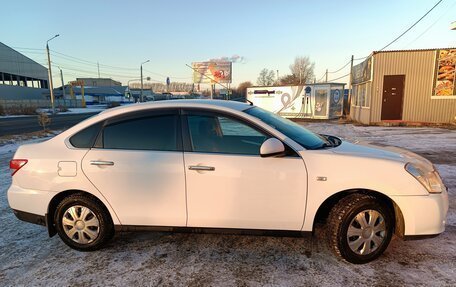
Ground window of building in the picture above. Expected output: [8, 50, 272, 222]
[352, 83, 370, 108]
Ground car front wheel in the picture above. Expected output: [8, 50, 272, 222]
[54, 194, 113, 251]
[327, 193, 394, 264]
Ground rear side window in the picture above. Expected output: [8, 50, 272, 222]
[103, 115, 179, 151]
[69, 122, 102, 148]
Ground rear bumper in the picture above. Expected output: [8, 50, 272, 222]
[391, 189, 449, 236]
[7, 184, 56, 216]
[12, 209, 46, 226]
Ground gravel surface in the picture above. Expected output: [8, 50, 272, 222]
[0, 122, 455, 286]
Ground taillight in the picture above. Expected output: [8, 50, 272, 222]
[9, 159, 28, 176]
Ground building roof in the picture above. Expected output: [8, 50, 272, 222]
[76, 77, 122, 86]
[373, 47, 456, 55]
[0, 42, 48, 80]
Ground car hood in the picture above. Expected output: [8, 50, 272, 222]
[331, 140, 433, 167]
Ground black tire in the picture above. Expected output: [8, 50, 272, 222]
[54, 193, 114, 251]
[327, 193, 394, 264]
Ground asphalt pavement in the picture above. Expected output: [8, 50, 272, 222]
[0, 112, 99, 136]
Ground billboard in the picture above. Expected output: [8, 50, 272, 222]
[192, 61, 232, 84]
[433, 49, 456, 97]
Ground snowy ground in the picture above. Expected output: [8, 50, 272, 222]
[0, 122, 455, 286]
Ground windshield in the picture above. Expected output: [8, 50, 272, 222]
[244, 107, 329, 150]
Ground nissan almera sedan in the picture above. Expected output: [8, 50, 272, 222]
[7, 100, 448, 264]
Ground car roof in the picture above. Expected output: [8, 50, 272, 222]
[57, 100, 254, 142]
[99, 99, 252, 116]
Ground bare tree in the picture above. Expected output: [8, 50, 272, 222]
[257, 68, 276, 86]
[279, 74, 299, 85]
[236, 81, 253, 98]
[289, 56, 315, 85]
[37, 113, 51, 132]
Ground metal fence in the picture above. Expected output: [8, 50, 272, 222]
[0, 99, 83, 109]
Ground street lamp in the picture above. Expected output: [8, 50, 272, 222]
[46, 34, 59, 113]
[140, 60, 150, 102]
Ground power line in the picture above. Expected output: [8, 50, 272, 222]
[328, 73, 350, 82]
[406, 0, 456, 47]
[317, 72, 326, 82]
[11, 46, 44, 51]
[379, 0, 444, 51]
[52, 61, 140, 77]
[354, 56, 368, 61]
[328, 60, 351, 74]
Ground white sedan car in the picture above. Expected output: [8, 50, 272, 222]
[8, 100, 448, 264]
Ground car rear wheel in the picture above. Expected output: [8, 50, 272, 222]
[54, 194, 113, 251]
[327, 193, 394, 264]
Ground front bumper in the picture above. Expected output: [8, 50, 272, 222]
[391, 188, 449, 236]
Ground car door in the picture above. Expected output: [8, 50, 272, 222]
[182, 109, 308, 231]
[81, 109, 186, 226]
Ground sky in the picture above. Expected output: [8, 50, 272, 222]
[1, 0, 455, 87]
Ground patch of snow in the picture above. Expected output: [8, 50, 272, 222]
[63, 107, 106, 114]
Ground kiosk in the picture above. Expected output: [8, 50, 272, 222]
[246, 83, 345, 119]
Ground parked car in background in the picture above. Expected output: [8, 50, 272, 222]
[8, 100, 448, 264]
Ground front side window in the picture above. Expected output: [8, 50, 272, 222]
[244, 107, 328, 149]
[187, 114, 268, 155]
[103, 115, 178, 151]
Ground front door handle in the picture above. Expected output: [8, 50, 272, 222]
[188, 165, 215, 171]
[90, 160, 114, 166]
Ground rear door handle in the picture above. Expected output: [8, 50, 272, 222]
[188, 165, 215, 171]
[90, 160, 114, 166]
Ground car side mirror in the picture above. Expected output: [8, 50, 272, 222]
[260, 138, 286, 158]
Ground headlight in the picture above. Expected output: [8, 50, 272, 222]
[405, 163, 444, 194]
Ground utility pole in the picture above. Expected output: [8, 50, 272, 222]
[140, 60, 150, 102]
[97, 62, 100, 78]
[325, 69, 328, 82]
[46, 34, 59, 113]
[277, 69, 279, 83]
[348, 55, 354, 116]
[299, 67, 302, 84]
[59, 67, 65, 99]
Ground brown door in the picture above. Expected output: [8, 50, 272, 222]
[381, 75, 405, 120]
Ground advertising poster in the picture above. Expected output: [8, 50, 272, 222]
[246, 86, 306, 118]
[192, 62, 232, 84]
[351, 57, 372, 85]
[433, 49, 456, 97]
